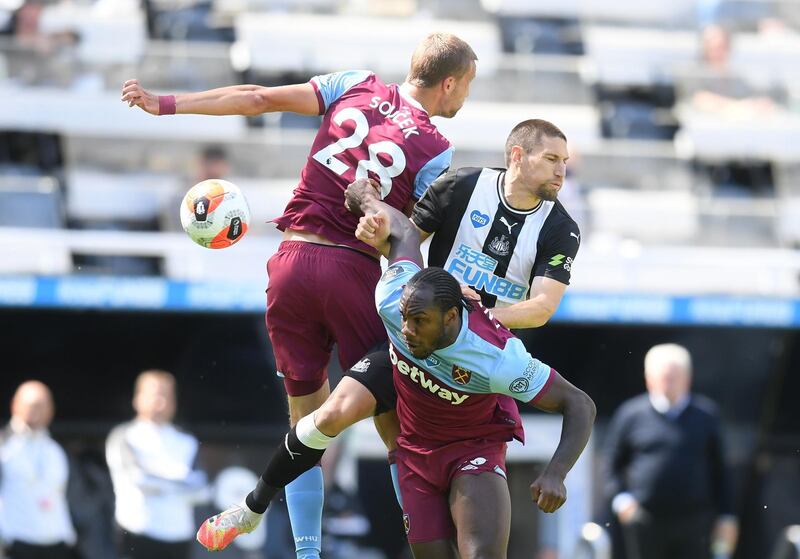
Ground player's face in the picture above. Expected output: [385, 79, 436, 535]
[520, 136, 569, 202]
[11, 384, 54, 431]
[134, 377, 176, 423]
[440, 61, 476, 119]
[646, 362, 690, 403]
[399, 288, 448, 358]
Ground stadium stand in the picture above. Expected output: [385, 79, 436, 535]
[3, 1, 800, 557]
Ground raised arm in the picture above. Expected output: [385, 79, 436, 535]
[121, 80, 320, 117]
[527, 371, 596, 513]
[346, 179, 431, 257]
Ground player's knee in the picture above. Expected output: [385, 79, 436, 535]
[313, 398, 359, 436]
[460, 539, 505, 559]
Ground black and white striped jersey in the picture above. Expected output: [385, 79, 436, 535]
[411, 167, 580, 308]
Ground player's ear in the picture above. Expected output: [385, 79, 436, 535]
[441, 75, 456, 94]
[510, 145, 524, 165]
[444, 306, 459, 325]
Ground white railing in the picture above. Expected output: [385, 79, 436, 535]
[2, 227, 799, 297]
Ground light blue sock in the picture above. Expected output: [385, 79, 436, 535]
[285, 466, 323, 559]
[389, 462, 403, 508]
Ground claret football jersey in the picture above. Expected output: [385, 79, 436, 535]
[375, 259, 555, 451]
[274, 71, 453, 255]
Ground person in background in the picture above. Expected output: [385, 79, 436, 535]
[603, 343, 739, 559]
[0, 380, 78, 559]
[106, 370, 208, 559]
[124, 32, 477, 559]
[194, 145, 230, 184]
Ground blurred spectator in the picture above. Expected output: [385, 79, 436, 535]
[194, 145, 230, 183]
[66, 445, 117, 559]
[0, 381, 78, 559]
[142, 0, 232, 42]
[0, 0, 79, 86]
[603, 344, 738, 559]
[679, 24, 784, 117]
[106, 370, 209, 559]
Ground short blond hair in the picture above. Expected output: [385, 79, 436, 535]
[644, 344, 692, 378]
[407, 33, 477, 88]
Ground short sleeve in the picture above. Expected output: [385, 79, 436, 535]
[375, 260, 422, 335]
[411, 169, 459, 234]
[490, 338, 554, 403]
[310, 70, 372, 113]
[531, 216, 581, 285]
[413, 147, 453, 200]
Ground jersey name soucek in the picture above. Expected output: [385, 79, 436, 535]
[375, 260, 553, 446]
[273, 71, 452, 254]
[412, 167, 580, 307]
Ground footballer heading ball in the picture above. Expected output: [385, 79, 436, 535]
[180, 179, 251, 249]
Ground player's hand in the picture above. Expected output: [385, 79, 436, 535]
[461, 284, 480, 301]
[530, 472, 567, 513]
[345, 178, 381, 216]
[356, 211, 390, 247]
[121, 79, 159, 115]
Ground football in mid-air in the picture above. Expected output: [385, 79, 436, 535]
[180, 179, 250, 249]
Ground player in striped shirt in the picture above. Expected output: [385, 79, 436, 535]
[197, 194, 594, 558]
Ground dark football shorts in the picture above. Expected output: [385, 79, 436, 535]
[396, 440, 508, 543]
[342, 344, 396, 415]
[266, 241, 386, 397]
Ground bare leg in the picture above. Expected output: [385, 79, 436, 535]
[373, 409, 400, 450]
[450, 472, 511, 559]
[287, 381, 331, 426]
[410, 540, 460, 559]
[314, 377, 379, 435]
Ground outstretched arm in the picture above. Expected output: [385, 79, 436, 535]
[527, 372, 596, 513]
[121, 79, 320, 117]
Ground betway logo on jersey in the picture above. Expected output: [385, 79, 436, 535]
[369, 96, 420, 138]
[447, 244, 527, 301]
[389, 343, 469, 405]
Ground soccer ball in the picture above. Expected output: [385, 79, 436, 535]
[180, 179, 250, 249]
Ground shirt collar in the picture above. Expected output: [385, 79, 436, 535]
[649, 393, 690, 417]
[398, 82, 427, 113]
[9, 416, 48, 437]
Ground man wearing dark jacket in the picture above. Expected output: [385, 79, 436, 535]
[603, 343, 738, 559]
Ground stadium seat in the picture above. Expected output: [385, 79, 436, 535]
[582, 26, 699, 87]
[480, 0, 697, 26]
[0, 227, 72, 275]
[729, 31, 800, 92]
[674, 106, 800, 161]
[39, 1, 147, 66]
[433, 102, 600, 152]
[232, 13, 501, 78]
[776, 197, 800, 248]
[0, 87, 248, 141]
[587, 188, 699, 243]
[0, 177, 64, 229]
[65, 168, 181, 224]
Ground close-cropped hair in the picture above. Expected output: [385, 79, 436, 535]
[406, 267, 474, 313]
[407, 33, 477, 88]
[134, 369, 176, 394]
[504, 119, 567, 164]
